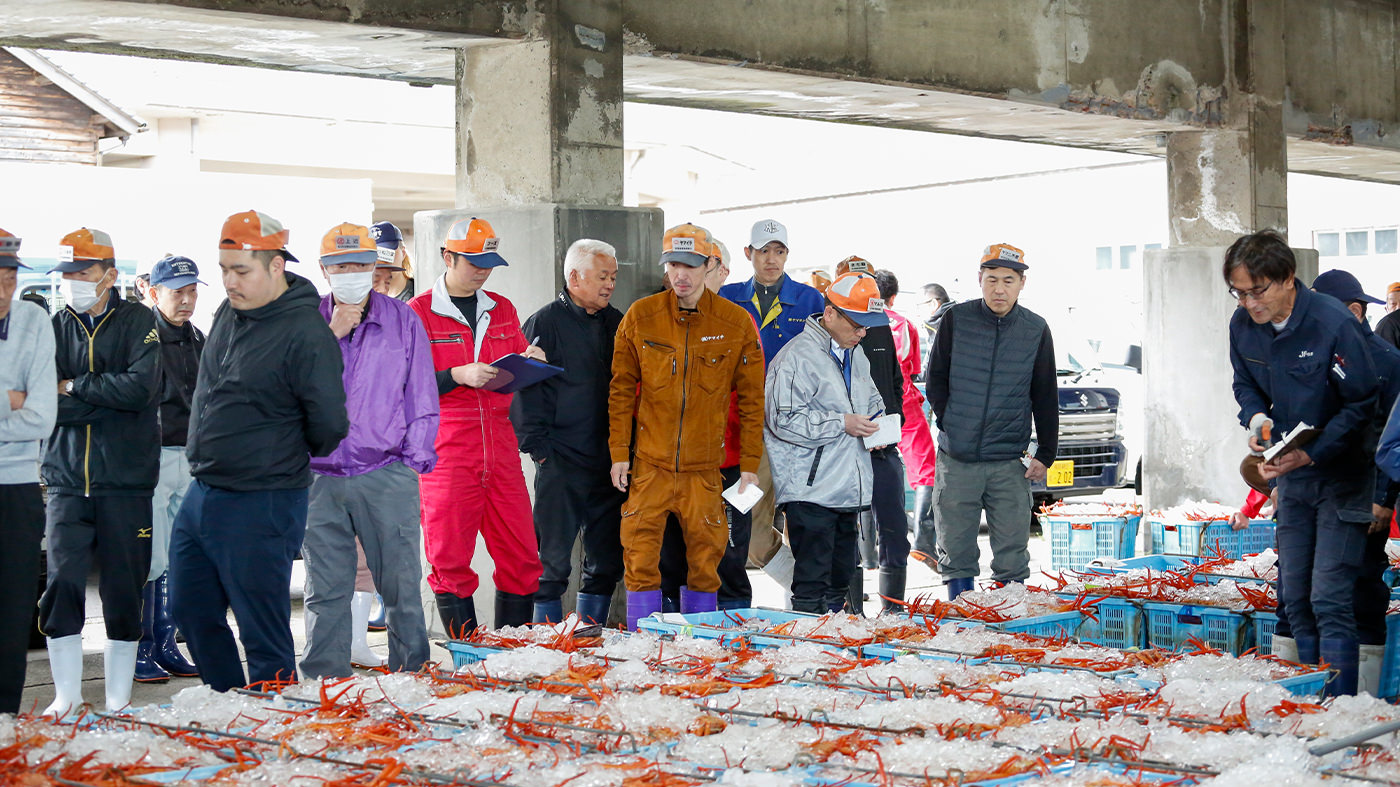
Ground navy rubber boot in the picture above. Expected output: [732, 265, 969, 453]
[716, 597, 752, 611]
[151, 573, 198, 677]
[576, 593, 612, 626]
[532, 597, 564, 625]
[1321, 638, 1359, 696]
[1295, 636, 1320, 666]
[947, 576, 974, 601]
[366, 594, 386, 631]
[134, 582, 170, 684]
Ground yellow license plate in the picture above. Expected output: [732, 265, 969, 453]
[1047, 459, 1075, 487]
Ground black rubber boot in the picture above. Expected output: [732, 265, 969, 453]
[845, 570, 865, 617]
[494, 590, 535, 628]
[436, 592, 477, 640]
[857, 511, 878, 570]
[878, 567, 907, 615]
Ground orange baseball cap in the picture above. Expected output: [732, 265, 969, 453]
[979, 242, 1027, 271]
[0, 228, 26, 269]
[219, 210, 299, 262]
[809, 269, 833, 294]
[835, 255, 873, 276]
[827, 271, 888, 327]
[1388, 282, 1400, 295]
[319, 223, 379, 265]
[51, 227, 115, 272]
[443, 217, 507, 268]
[660, 223, 713, 267]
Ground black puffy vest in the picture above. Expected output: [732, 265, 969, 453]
[937, 300, 1047, 462]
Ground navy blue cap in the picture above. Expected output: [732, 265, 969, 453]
[1313, 269, 1382, 305]
[369, 221, 406, 270]
[149, 256, 206, 290]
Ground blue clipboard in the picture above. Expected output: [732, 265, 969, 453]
[483, 353, 564, 394]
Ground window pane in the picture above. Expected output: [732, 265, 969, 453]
[1378, 229, 1398, 254]
[1347, 231, 1369, 256]
[1096, 247, 1112, 270]
[1144, 243, 1162, 251]
[1120, 245, 1136, 269]
[1317, 232, 1339, 256]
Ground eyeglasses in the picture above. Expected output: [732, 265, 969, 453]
[1228, 280, 1274, 302]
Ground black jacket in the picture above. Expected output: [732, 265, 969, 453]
[43, 296, 161, 496]
[859, 323, 905, 428]
[187, 273, 348, 491]
[153, 307, 205, 447]
[510, 290, 622, 470]
[1376, 310, 1400, 351]
[927, 300, 1058, 466]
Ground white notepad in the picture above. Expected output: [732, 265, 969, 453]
[722, 479, 765, 514]
[862, 414, 902, 451]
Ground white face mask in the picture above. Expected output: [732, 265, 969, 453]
[328, 271, 374, 304]
[61, 276, 103, 312]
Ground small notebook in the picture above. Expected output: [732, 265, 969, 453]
[722, 479, 765, 514]
[862, 414, 903, 451]
[1262, 421, 1320, 463]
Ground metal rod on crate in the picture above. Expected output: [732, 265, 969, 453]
[701, 705, 928, 737]
[1307, 717, 1400, 756]
[487, 713, 643, 754]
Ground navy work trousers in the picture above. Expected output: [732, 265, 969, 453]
[170, 480, 307, 692]
[869, 447, 911, 568]
[1274, 472, 1371, 642]
[0, 484, 44, 714]
[785, 501, 858, 614]
[533, 454, 626, 600]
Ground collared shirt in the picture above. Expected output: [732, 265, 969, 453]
[829, 338, 852, 392]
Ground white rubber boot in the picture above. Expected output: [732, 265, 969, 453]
[1359, 644, 1386, 697]
[104, 639, 139, 712]
[1271, 634, 1299, 662]
[42, 635, 84, 720]
[350, 592, 386, 669]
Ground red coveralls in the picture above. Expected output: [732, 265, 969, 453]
[889, 311, 937, 487]
[409, 282, 542, 598]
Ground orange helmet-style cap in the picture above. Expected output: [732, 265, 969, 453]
[319, 222, 379, 265]
[0, 228, 26, 269]
[51, 227, 115, 272]
[827, 271, 889, 327]
[809, 269, 833, 294]
[660, 223, 714, 267]
[219, 210, 298, 262]
[979, 242, 1027, 271]
[443, 217, 507, 268]
[835, 255, 873, 277]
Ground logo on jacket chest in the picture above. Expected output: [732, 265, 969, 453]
[700, 335, 725, 342]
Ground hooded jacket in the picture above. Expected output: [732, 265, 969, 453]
[310, 291, 439, 478]
[187, 272, 349, 491]
[511, 289, 623, 469]
[764, 315, 884, 511]
[43, 295, 160, 496]
[609, 287, 764, 474]
[153, 306, 204, 447]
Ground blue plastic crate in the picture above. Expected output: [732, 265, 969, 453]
[1044, 515, 1140, 572]
[988, 611, 1082, 639]
[441, 640, 507, 669]
[1148, 517, 1275, 559]
[1253, 611, 1278, 656]
[1141, 602, 1252, 655]
[1378, 613, 1400, 700]
[636, 608, 821, 647]
[1275, 669, 1329, 697]
[1067, 595, 1145, 649]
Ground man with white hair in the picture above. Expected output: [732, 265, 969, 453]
[511, 239, 626, 625]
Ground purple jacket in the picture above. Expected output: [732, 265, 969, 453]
[310, 291, 440, 477]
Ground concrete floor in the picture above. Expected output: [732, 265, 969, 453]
[18, 527, 1059, 713]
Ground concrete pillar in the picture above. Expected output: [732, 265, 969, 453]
[1142, 0, 1295, 513]
[414, 4, 663, 636]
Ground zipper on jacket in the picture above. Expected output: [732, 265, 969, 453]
[79, 309, 115, 497]
[676, 320, 691, 471]
[806, 445, 825, 485]
[978, 317, 1002, 463]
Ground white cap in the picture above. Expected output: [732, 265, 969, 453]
[749, 219, 788, 251]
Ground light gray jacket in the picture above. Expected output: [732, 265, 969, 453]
[764, 315, 884, 511]
[0, 300, 58, 485]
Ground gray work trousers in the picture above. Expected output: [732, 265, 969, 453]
[932, 451, 1032, 582]
[148, 446, 192, 580]
[301, 462, 429, 678]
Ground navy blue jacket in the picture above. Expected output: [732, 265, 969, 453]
[719, 274, 824, 365]
[1230, 284, 1378, 480]
[1361, 325, 1400, 507]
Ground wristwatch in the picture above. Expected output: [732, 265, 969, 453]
[64, 380, 74, 395]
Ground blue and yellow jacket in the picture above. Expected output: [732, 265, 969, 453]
[718, 274, 824, 365]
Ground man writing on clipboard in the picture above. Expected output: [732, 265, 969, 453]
[409, 217, 547, 634]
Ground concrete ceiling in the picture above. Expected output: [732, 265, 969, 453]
[3, 0, 1400, 184]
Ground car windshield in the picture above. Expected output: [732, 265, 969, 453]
[1056, 335, 1102, 377]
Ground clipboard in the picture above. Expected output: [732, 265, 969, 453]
[482, 353, 564, 394]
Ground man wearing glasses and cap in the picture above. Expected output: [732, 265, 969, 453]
[171, 210, 348, 692]
[370, 221, 415, 302]
[925, 243, 1058, 602]
[0, 229, 56, 715]
[40, 227, 161, 717]
[410, 217, 546, 635]
[764, 271, 888, 614]
[133, 255, 206, 684]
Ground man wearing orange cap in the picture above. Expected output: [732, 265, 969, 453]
[0, 229, 57, 715]
[39, 228, 161, 717]
[171, 210, 348, 692]
[298, 224, 438, 678]
[409, 217, 546, 635]
[609, 223, 765, 629]
[764, 271, 887, 614]
[1375, 282, 1400, 350]
[926, 244, 1057, 601]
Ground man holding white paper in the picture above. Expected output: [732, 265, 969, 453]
[764, 271, 887, 614]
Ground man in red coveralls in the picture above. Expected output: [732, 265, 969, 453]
[409, 217, 546, 635]
[879, 271, 940, 571]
